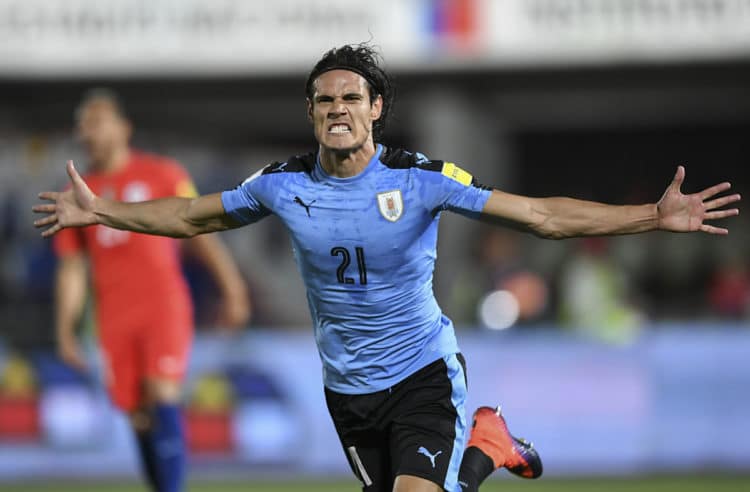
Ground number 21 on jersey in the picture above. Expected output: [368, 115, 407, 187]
[331, 246, 367, 285]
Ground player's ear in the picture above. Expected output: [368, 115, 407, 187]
[306, 98, 313, 123]
[370, 94, 383, 122]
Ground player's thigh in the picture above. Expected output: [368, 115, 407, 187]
[143, 312, 193, 387]
[392, 474, 443, 492]
[325, 387, 393, 491]
[345, 441, 394, 492]
[99, 323, 141, 412]
[390, 353, 468, 492]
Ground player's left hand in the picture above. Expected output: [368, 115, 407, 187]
[657, 166, 740, 234]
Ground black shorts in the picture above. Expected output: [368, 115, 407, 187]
[325, 353, 468, 492]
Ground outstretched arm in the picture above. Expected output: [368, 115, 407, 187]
[481, 166, 740, 239]
[33, 161, 238, 238]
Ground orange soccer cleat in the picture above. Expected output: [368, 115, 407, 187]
[466, 406, 543, 479]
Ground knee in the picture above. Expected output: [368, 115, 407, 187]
[145, 378, 183, 405]
[128, 380, 182, 431]
[129, 408, 153, 432]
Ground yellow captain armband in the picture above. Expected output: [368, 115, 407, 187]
[441, 162, 473, 186]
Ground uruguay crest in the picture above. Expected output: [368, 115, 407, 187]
[377, 190, 404, 222]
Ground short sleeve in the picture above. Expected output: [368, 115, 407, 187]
[221, 170, 272, 225]
[415, 160, 492, 218]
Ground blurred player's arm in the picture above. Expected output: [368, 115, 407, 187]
[54, 253, 88, 370]
[183, 234, 251, 329]
[34, 161, 237, 238]
[481, 166, 740, 239]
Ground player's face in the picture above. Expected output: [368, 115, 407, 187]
[75, 99, 131, 169]
[308, 70, 382, 153]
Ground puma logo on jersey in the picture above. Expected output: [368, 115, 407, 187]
[417, 446, 442, 468]
[294, 196, 316, 217]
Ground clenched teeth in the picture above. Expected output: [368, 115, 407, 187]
[329, 124, 351, 134]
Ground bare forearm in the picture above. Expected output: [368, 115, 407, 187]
[481, 190, 659, 239]
[184, 232, 251, 327]
[528, 197, 658, 239]
[55, 257, 87, 338]
[186, 233, 247, 296]
[93, 196, 195, 237]
[92, 193, 233, 238]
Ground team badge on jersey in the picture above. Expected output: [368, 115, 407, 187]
[377, 190, 404, 222]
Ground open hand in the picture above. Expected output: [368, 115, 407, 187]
[33, 160, 98, 237]
[657, 166, 740, 234]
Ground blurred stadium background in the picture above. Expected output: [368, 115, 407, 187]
[1, 0, 749, 490]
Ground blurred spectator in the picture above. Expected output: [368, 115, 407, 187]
[450, 226, 549, 329]
[0, 353, 40, 442]
[558, 237, 644, 344]
[707, 255, 750, 320]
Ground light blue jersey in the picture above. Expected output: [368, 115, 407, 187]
[221, 145, 491, 394]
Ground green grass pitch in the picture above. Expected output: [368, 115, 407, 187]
[1, 475, 748, 491]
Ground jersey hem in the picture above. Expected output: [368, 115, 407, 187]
[323, 350, 459, 395]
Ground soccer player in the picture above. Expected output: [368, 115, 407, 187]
[51, 90, 250, 492]
[34, 46, 739, 492]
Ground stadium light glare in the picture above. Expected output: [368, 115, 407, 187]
[478, 289, 519, 331]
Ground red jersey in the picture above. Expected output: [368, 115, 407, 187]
[53, 150, 197, 329]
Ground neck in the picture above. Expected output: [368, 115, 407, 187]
[319, 140, 377, 178]
[94, 146, 130, 174]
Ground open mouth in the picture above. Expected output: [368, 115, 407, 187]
[328, 123, 351, 134]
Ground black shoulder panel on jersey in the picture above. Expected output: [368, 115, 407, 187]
[379, 146, 415, 169]
[261, 152, 316, 175]
[471, 177, 494, 191]
[420, 160, 444, 172]
[380, 146, 493, 189]
[380, 146, 444, 171]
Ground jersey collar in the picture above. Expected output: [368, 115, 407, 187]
[314, 144, 383, 184]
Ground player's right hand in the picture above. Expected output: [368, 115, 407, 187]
[33, 160, 99, 237]
[57, 333, 88, 372]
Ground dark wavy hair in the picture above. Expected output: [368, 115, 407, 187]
[305, 43, 394, 141]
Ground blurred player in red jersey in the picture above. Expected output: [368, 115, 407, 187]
[52, 89, 250, 492]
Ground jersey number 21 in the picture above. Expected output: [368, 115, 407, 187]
[330, 246, 367, 285]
